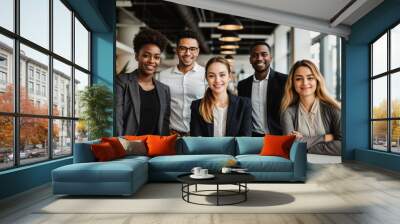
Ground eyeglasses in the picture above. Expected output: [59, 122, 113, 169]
[177, 46, 199, 53]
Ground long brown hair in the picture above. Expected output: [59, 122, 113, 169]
[281, 59, 340, 112]
[199, 56, 231, 123]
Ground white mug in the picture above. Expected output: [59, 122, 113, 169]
[221, 167, 232, 174]
[191, 167, 202, 176]
[200, 169, 208, 176]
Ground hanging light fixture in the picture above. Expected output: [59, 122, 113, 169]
[219, 31, 241, 42]
[217, 16, 243, 31]
[220, 50, 236, 55]
[220, 43, 239, 50]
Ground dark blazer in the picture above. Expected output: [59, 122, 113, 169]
[115, 69, 171, 136]
[237, 69, 287, 135]
[190, 94, 252, 137]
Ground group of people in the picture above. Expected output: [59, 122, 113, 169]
[116, 28, 341, 156]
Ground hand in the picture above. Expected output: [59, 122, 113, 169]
[324, 134, 334, 142]
[290, 131, 303, 139]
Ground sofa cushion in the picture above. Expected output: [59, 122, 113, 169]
[148, 154, 235, 172]
[260, 135, 296, 159]
[118, 138, 147, 156]
[235, 137, 263, 155]
[101, 137, 127, 158]
[53, 158, 147, 183]
[147, 135, 177, 157]
[178, 137, 235, 155]
[236, 155, 293, 172]
[91, 142, 118, 161]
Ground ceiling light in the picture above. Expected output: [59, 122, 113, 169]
[220, 44, 239, 50]
[220, 50, 236, 55]
[217, 16, 243, 31]
[219, 31, 241, 42]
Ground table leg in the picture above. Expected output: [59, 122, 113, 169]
[245, 183, 247, 201]
[217, 184, 220, 206]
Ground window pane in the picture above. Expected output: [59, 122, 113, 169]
[372, 121, 388, 151]
[0, 35, 14, 112]
[0, 116, 13, 170]
[0, 0, 14, 31]
[53, 119, 72, 158]
[75, 18, 89, 70]
[372, 76, 387, 119]
[20, 44, 49, 115]
[74, 69, 89, 118]
[20, 117, 49, 165]
[372, 33, 387, 76]
[75, 120, 88, 143]
[20, 0, 49, 49]
[391, 24, 400, 70]
[53, 0, 72, 60]
[391, 72, 400, 118]
[53, 59, 72, 117]
[391, 120, 400, 153]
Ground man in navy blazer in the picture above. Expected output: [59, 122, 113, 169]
[238, 42, 287, 136]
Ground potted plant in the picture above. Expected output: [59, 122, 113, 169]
[79, 84, 113, 140]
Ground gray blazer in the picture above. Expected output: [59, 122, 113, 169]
[281, 101, 341, 155]
[116, 70, 171, 136]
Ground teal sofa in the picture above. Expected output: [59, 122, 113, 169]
[52, 137, 307, 196]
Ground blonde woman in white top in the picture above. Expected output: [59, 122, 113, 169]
[190, 57, 252, 137]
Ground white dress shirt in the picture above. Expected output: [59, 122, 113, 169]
[251, 68, 270, 134]
[159, 63, 206, 132]
[213, 106, 228, 137]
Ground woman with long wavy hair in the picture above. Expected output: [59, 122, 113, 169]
[281, 59, 341, 155]
[190, 57, 252, 137]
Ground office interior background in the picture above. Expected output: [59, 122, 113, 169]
[0, 0, 399, 201]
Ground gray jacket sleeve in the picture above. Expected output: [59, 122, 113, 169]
[281, 106, 324, 148]
[162, 86, 171, 135]
[280, 109, 295, 135]
[115, 75, 125, 136]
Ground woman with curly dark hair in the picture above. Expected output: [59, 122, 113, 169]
[116, 28, 171, 136]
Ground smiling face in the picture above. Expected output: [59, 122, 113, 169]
[206, 62, 231, 95]
[176, 38, 199, 67]
[293, 66, 317, 98]
[249, 44, 272, 74]
[135, 43, 161, 77]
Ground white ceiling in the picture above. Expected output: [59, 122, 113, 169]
[164, 0, 384, 38]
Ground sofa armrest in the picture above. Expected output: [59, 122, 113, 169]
[73, 140, 100, 163]
[289, 141, 307, 181]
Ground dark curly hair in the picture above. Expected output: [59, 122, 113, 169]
[176, 30, 200, 46]
[133, 28, 168, 54]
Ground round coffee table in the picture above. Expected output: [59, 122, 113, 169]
[177, 172, 255, 206]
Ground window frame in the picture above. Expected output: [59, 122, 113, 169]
[370, 20, 400, 154]
[0, 0, 92, 171]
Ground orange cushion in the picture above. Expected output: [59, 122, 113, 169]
[101, 137, 126, 158]
[146, 135, 177, 157]
[91, 142, 118, 161]
[259, 135, 296, 159]
[124, 135, 149, 142]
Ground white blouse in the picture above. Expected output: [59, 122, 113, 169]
[213, 106, 228, 137]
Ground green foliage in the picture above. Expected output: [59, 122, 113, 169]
[79, 84, 113, 140]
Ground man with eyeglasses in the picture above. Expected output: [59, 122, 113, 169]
[159, 30, 206, 136]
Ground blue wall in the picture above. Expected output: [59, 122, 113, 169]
[344, 0, 400, 171]
[0, 0, 116, 200]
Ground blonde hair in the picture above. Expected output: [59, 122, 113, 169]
[281, 59, 340, 112]
[199, 57, 231, 123]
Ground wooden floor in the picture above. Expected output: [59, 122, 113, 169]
[1, 161, 400, 224]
